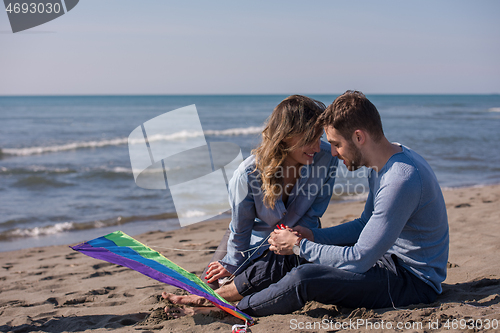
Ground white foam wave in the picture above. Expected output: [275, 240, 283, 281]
[2, 126, 262, 156]
[28, 166, 73, 173]
[487, 107, 500, 112]
[205, 126, 263, 136]
[180, 210, 207, 218]
[2, 138, 129, 156]
[0, 165, 76, 175]
[137, 130, 204, 144]
[110, 167, 133, 174]
[10, 222, 74, 238]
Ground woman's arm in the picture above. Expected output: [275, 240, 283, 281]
[218, 166, 257, 274]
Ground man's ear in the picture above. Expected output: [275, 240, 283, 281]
[352, 129, 366, 146]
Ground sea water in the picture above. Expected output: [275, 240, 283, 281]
[1, 94, 499, 251]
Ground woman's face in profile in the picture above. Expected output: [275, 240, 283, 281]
[283, 135, 322, 168]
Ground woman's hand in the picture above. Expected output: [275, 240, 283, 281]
[269, 229, 299, 255]
[292, 225, 314, 242]
[205, 261, 231, 283]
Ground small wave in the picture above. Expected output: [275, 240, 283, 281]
[79, 167, 133, 181]
[1, 126, 262, 156]
[0, 218, 31, 228]
[487, 107, 500, 112]
[0, 165, 161, 182]
[441, 182, 500, 191]
[0, 212, 179, 241]
[13, 176, 74, 188]
[6, 222, 74, 239]
[110, 166, 133, 174]
[0, 166, 76, 176]
[2, 138, 130, 156]
[79, 166, 184, 180]
[143, 130, 203, 143]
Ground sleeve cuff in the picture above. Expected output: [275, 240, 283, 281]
[310, 228, 323, 243]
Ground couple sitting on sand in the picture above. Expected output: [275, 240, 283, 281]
[163, 91, 449, 318]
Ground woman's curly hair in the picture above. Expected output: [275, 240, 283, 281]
[252, 95, 325, 209]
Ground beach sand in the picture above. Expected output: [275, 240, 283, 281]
[1, 185, 499, 332]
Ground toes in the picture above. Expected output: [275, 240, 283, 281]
[161, 292, 173, 300]
[195, 298, 211, 306]
[164, 306, 182, 317]
[162, 292, 180, 304]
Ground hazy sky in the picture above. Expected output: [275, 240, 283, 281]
[1, 0, 499, 95]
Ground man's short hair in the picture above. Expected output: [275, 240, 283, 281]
[319, 90, 384, 142]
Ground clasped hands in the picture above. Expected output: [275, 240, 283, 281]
[268, 224, 314, 255]
[204, 225, 315, 282]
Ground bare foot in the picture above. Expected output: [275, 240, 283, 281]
[164, 305, 222, 318]
[162, 292, 211, 306]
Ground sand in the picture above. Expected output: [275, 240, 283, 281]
[1, 185, 499, 333]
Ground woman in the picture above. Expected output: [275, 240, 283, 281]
[203, 95, 338, 288]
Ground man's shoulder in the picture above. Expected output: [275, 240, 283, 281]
[380, 145, 437, 189]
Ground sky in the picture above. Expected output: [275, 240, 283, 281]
[1, 0, 499, 95]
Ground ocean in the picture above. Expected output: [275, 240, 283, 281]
[1, 95, 499, 252]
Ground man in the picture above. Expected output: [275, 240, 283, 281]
[163, 91, 449, 317]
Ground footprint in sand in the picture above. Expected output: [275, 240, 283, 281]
[45, 297, 59, 306]
[92, 262, 114, 270]
[63, 296, 93, 305]
[85, 271, 113, 279]
[87, 287, 116, 296]
[65, 253, 79, 260]
[455, 203, 471, 208]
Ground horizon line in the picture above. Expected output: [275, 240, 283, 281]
[1, 93, 499, 97]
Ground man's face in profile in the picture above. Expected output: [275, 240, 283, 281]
[325, 126, 363, 171]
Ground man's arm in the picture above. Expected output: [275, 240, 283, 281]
[300, 175, 421, 273]
[311, 189, 374, 246]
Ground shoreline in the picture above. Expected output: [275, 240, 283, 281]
[2, 182, 499, 253]
[1, 184, 499, 332]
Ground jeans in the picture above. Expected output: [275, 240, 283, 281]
[235, 252, 437, 317]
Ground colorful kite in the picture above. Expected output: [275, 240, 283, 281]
[70, 231, 253, 324]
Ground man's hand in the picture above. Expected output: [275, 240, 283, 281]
[205, 261, 231, 283]
[269, 228, 299, 255]
[292, 225, 314, 242]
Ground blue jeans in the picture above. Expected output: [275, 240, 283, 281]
[234, 251, 437, 317]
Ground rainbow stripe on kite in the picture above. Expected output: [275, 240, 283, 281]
[71, 231, 253, 324]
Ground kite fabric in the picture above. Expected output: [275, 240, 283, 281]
[70, 231, 253, 324]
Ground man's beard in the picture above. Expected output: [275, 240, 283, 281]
[342, 142, 363, 171]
